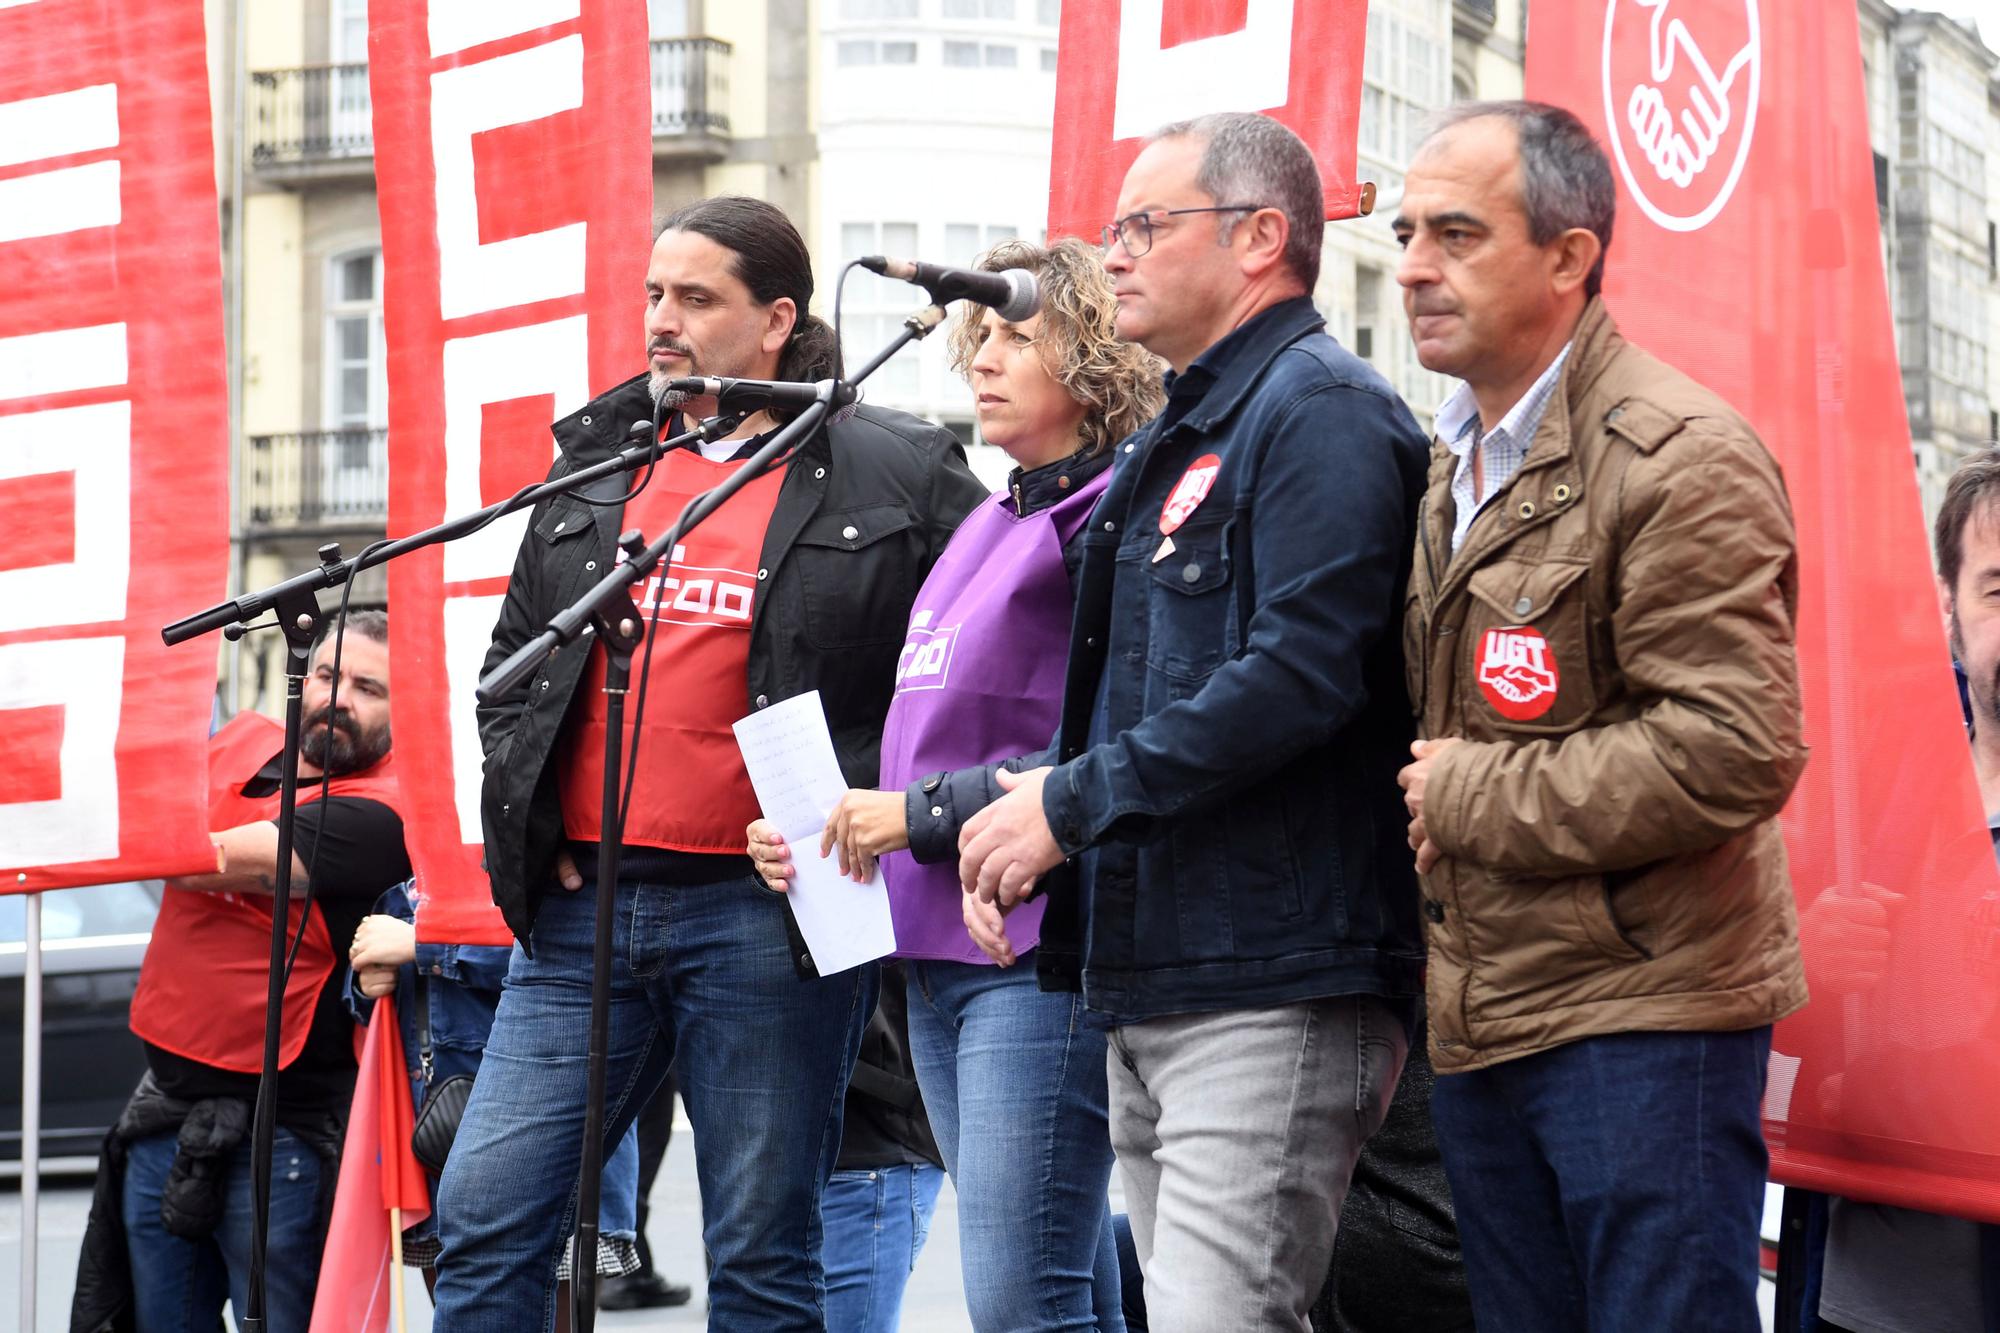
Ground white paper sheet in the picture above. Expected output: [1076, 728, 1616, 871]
[733, 691, 897, 974]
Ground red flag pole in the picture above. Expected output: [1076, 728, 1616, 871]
[389, 1208, 406, 1333]
[375, 992, 424, 1333]
[374, 993, 428, 1201]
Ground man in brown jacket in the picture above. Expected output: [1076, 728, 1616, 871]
[1393, 101, 1809, 1332]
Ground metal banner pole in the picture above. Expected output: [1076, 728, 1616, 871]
[20, 888, 42, 1332]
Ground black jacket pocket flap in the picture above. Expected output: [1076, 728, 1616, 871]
[533, 503, 596, 545]
[795, 503, 917, 552]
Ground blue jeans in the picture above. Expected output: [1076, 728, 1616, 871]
[432, 871, 877, 1332]
[405, 1108, 640, 1256]
[1429, 1025, 1773, 1333]
[121, 1127, 324, 1333]
[1111, 1212, 1148, 1333]
[821, 1162, 946, 1332]
[906, 957, 1124, 1332]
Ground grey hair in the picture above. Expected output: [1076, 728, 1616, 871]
[1148, 112, 1323, 290]
[1420, 100, 1616, 299]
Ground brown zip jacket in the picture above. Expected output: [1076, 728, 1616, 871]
[1404, 298, 1809, 1075]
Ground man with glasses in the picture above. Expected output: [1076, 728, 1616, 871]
[959, 111, 1431, 1331]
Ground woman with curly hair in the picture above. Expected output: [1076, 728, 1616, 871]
[748, 236, 1163, 1331]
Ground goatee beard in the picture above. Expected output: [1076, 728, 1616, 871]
[648, 370, 688, 412]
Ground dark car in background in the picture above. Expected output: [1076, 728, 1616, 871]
[0, 881, 160, 1165]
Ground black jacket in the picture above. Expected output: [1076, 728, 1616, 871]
[1312, 1007, 1473, 1332]
[72, 1075, 344, 1333]
[477, 373, 987, 950]
[837, 964, 942, 1172]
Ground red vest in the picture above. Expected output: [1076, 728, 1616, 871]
[128, 712, 403, 1073]
[559, 447, 785, 852]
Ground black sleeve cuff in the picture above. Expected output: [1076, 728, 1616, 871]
[905, 772, 956, 865]
[905, 765, 1007, 864]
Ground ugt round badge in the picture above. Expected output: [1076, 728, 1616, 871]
[1476, 625, 1560, 721]
[1159, 454, 1222, 535]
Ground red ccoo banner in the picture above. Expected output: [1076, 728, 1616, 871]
[1048, 0, 1371, 241]
[369, 0, 652, 944]
[1530, 0, 2000, 1219]
[0, 0, 229, 892]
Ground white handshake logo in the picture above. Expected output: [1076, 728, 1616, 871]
[1624, 0, 1756, 190]
[1603, 0, 1761, 232]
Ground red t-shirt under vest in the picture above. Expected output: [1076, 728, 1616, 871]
[128, 712, 403, 1073]
[559, 446, 785, 852]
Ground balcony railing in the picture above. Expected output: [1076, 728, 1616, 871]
[245, 429, 388, 530]
[652, 37, 732, 137]
[248, 39, 732, 177]
[249, 64, 375, 176]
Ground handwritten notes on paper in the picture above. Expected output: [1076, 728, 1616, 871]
[733, 691, 897, 974]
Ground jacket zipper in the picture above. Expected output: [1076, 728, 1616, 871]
[1416, 492, 1439, 729]
[1417, 493, 1439, 596]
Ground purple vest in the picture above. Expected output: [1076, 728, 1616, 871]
[879, 467, 1110, 962]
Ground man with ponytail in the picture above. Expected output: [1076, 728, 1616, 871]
[434, 196, 986, 1331]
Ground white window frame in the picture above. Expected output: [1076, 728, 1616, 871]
[838, 221, 922, 401]
[323, 247, 387, 432]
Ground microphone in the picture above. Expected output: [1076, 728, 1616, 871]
[858, 256, 1040, 322]
[662, 377, 857, 416]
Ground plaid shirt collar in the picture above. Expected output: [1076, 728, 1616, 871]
[1438, 343, 1571, 554]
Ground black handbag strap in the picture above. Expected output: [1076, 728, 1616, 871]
[414, 970, 434, 1085]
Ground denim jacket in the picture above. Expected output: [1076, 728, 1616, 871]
[1033, 297, 1431, 1025]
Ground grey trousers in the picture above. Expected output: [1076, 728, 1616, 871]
[1108, 996, 1408, 1333]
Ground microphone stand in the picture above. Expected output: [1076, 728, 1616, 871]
[479, 308, 948, 1333]
[159, 410, 746, 1331]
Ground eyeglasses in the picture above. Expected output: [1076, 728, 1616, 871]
[1100, 205, 1269, 258]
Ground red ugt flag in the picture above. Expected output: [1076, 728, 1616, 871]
[1530, 0, 2000, 1220]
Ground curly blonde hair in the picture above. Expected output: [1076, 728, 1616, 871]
[945, 237, 1165, 457]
